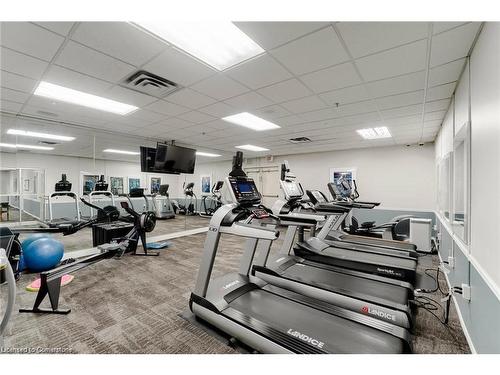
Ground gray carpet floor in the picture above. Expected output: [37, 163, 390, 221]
[1, 216, 469, 354]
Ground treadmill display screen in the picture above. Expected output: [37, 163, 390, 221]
[282, 181, 303, 199]
[238, 182, 253, 193]
[311, 190, 327, 203]
[228, 177, 261, 205]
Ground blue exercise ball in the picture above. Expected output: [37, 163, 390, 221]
[21, 234, 51, 251]
[23, 238, 64, 272]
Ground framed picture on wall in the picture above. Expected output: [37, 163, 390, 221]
[329, 167, 357, 185]
[110, 177, 124, 195]
[150, 177, 161, 194]
[128, 177, 141, 193]
[81, 172, 100, 195]
[200, 175, 212, 196]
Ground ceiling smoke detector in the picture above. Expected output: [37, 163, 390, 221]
[289, 137, 312, 144]
[120, 70, 181, 98]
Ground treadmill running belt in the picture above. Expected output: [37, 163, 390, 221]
[226, 289, 404, 353]
[283, 263, 409, 310]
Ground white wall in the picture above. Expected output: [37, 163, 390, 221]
[0, 151, 182, 197]
[469, 23, 500, 289]
[434, 22, 500, 291]
[192, 144, 436, 211]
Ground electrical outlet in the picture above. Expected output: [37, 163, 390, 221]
[448, 256, 455, 268]
[461, 284, 471, 301]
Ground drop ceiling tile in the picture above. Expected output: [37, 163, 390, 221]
[271, 27, 349, 75]
[71, 22, 167, 67]
[280, 95, 327, 114]
[385, 115, 421, 126]
[104, 85, 158, 107]
[424, 120, 442, 128]
[355, 39, 428, 81]
[1, 22, 65, 62]
[165, 88, 216, 109]
[432, 22, 468, 35]
[428, 58, 466, 87]
[190, 74, 249, 101]
[55, 41, 135, 82]
[0, 99, 22, 113]
[224, 91, 273, 110]
[299, 108, 337, 122]
[198, 102, 238, 118]
[276, 114, 306, 126]
[365, 71, 426, 98]
[426, 82, 456, 102]
[177, 110, 215, 124]
[143, 47, 216, 86]
[425, 98, 451, 112]
[227, 54, 292, 89]
[144, 100, 190, 116]
[43, 65, 113, 96]
[0, 47, 49, 79]
[424, 110, 446, 121]
[0, 70, 37, 93]
[257, 78, 312, 103]
[301, 62, 360, 93]
[381, 103, 423, 119]
[430, 23, 481, 67]
[319, 84, 370, 106]
[0, 87, 31, 103]
[375, 90, 424, 110]
[233, 22, 329, 50]
[128, 109, 167, 123]
[337, 22, 428, 58]
[335, 100, 379, 117]
[34, 22, 74, 36]
[255, 104, 291, 119]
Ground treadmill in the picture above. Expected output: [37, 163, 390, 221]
[295, 190, 418, 284]
[307, 189, 418, 257]
[190, 152, 411, 354]
[326, 182, 417, 253]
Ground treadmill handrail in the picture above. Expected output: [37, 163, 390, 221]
[278, 212, 326, 226]
[220, 223, 279, 240]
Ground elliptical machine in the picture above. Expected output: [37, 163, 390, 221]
[173, 182, 196, 215]
[199, 181, 224, 218]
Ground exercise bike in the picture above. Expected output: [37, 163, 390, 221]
[199, 181, 223, 218]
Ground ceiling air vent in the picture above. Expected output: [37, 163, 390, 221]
[289, 137, 312, 144]
[38, 140, 60, 145]
[120, 70, 181, 98]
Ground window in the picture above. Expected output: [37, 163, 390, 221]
[453, 123, 470, 243]
[438, 154, 451, 220]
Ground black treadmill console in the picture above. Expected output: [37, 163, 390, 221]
[55, 174, 72, 192]
[94, 175, 109, 191]
[308, 190, 328, 204]
[282, 181, 303, 200]
[228, 177, 261, 206]
[327, 182, 342, 201]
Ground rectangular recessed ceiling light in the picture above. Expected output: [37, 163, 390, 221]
[356, 126, 392, 139]
[34, 82, 138, 115]
[133, 22, 264, 71]
[222, 112, 280, 131]
[196, 151, 221, 157]
[0, 143, 54, 150]
[103, 149, 140, 155]
[7, 129, 75, 141]
[235, 144, 269, 152]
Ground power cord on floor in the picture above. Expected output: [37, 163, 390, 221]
[411, 262, 468, 352]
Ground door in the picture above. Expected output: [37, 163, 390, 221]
[244, 166, 280, 207]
